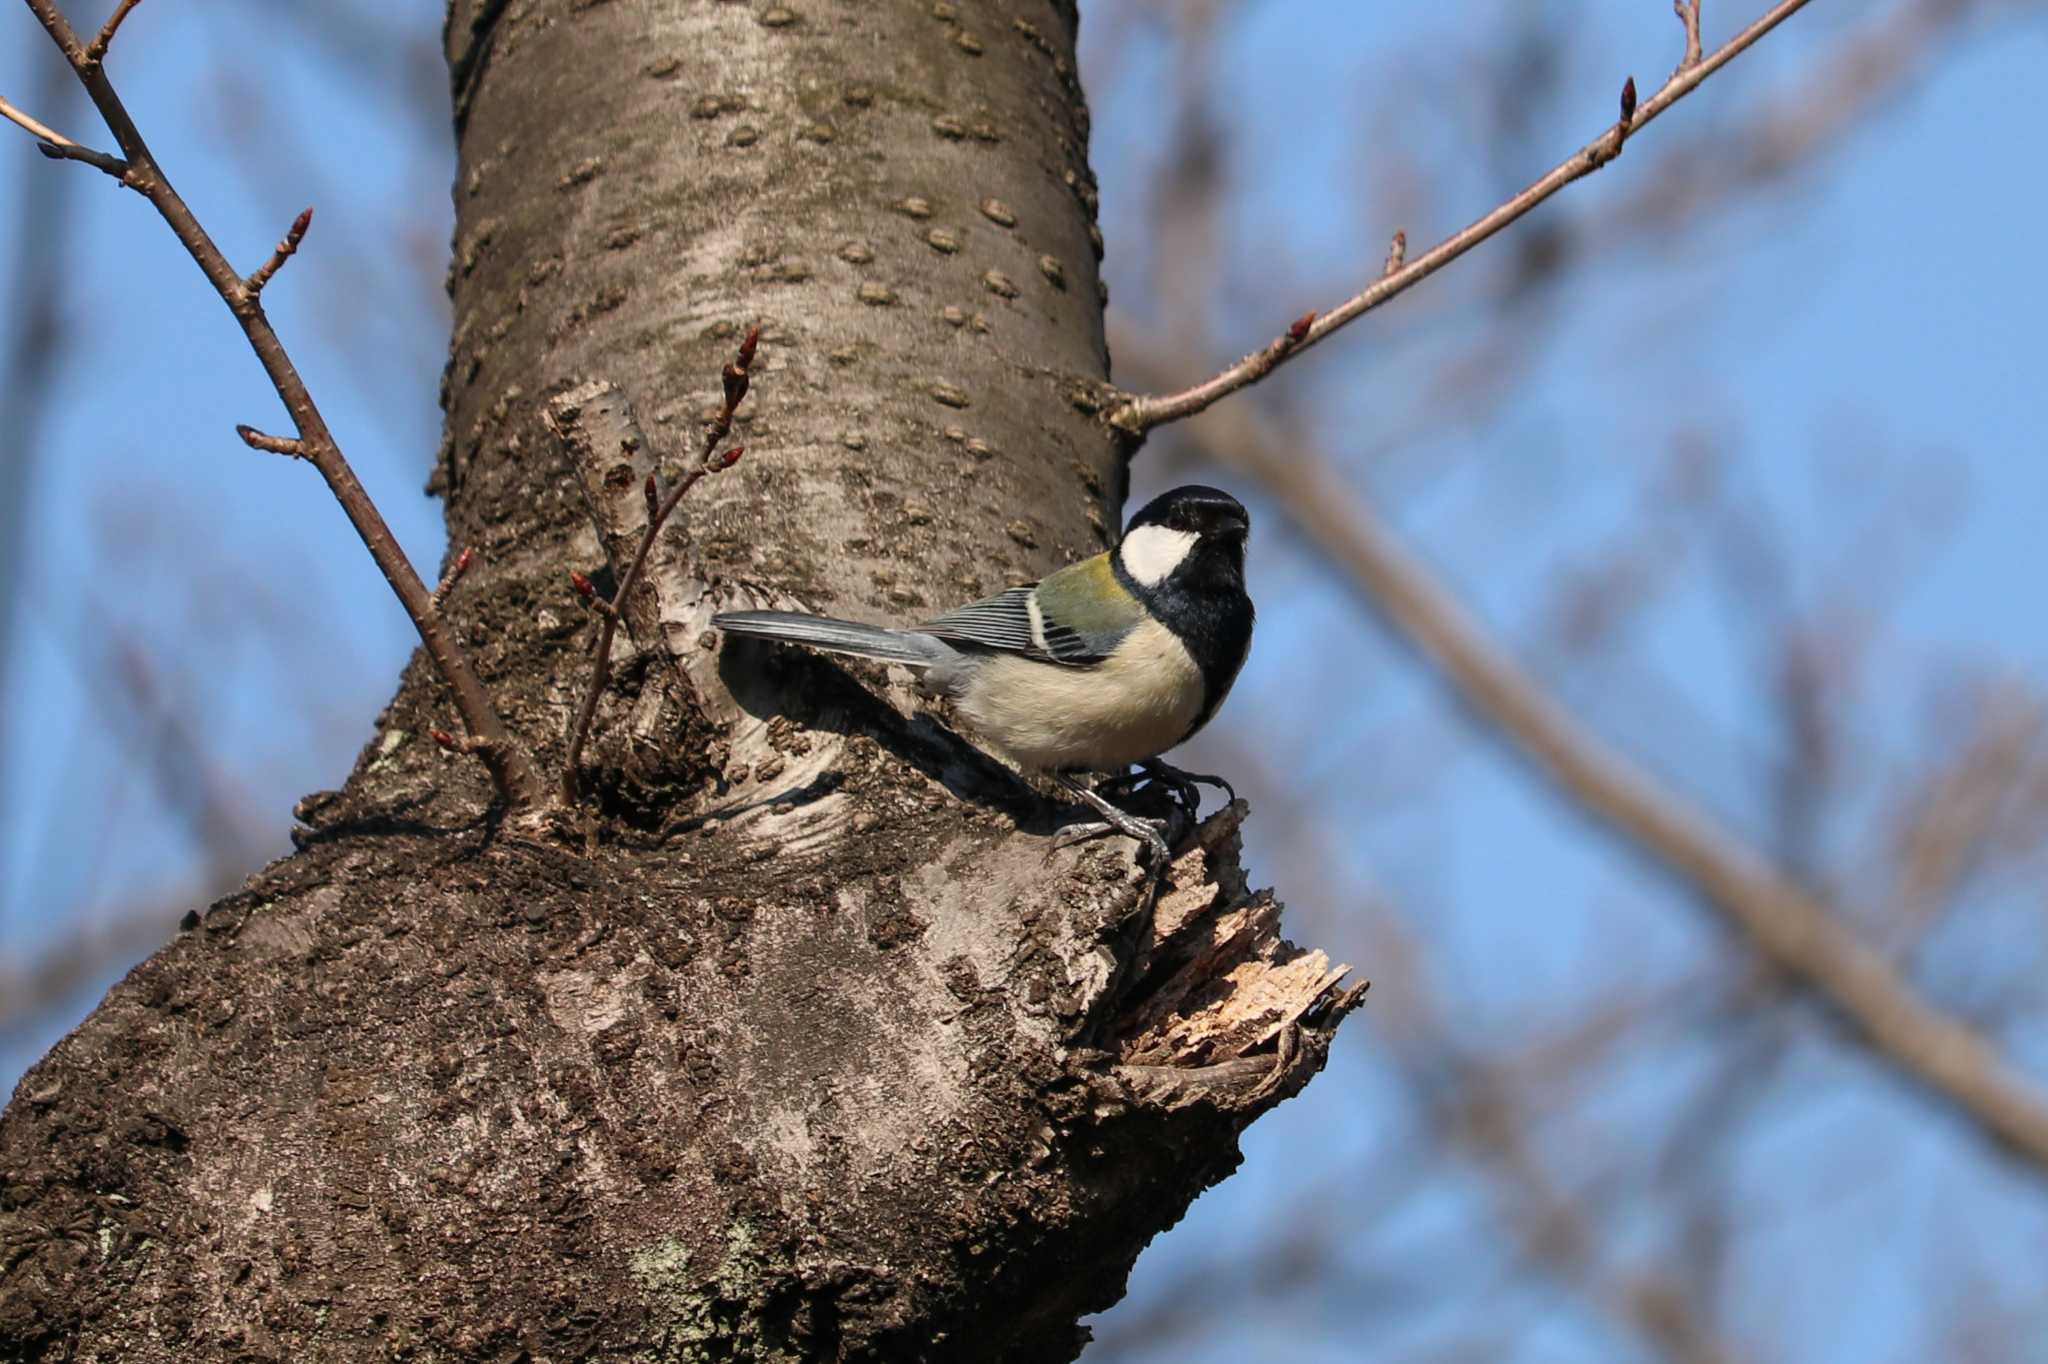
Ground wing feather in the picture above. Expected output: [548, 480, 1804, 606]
[920, 556, 1131, 667]
[920, 587, 1045, 657]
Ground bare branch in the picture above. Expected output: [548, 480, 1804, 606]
[244, 205, 312, 297]
[1374, 928, 1736, 1364]
[1885, 689, 2045, 950]
[429, 545, 474, 613]
[546, 327, 758, 805]
[1676, 0, 1706, 73]
[567, 570, 619, 622]
[1381, 228, 1405, 277]
[557, 453, 743, 804]
[0, 93, 128, 179]
[1112, 326, 2048, 1171]
[17, 0, 544, 811]
[234, 423, 307, 458]
[0, 904, 172, 1043]
[84, 0, 142, 65]
[430, 728, 493, 756]
[1109, 0, 1818, 434]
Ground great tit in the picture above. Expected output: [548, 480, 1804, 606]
[712, 484, 1254, 857]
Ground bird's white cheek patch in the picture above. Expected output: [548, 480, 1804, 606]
[1117, 525, 1198, 586]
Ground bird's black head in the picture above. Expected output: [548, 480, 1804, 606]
[1112, 485, 1255, 733]
[1116, 484, 1251, 595]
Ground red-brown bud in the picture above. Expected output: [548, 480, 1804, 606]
[719, 445, 745, 469]
[1286, 311, 1316, 345]
[737, 325, 760, 369]
[430, 729, 458, 750]
[643, 474, 660, 521]
[1619, 76, 1637, 127]
[569, 570, 597, 601]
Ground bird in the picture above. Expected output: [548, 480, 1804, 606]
[712, 484, 1255, 862]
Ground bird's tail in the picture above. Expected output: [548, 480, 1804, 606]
[712, 610, 947, 667]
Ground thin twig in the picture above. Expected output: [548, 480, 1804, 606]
[560, 454, 745, 801]
[1676, 0, 1706, 73]
[234, 423, 306, 458]
[430, 546, 474, 613]
[0, 93, 127, 179]
[84, 0, 142, 64]
[558, 327, 758, 804]
[567, 571, 619, 622]
[1374, 928, 1735, 1364]
[14, 0, 544, 810]
[1109, 0, 1817, 434]
[245, 205, 312, 296]
[1117, 343, 2048, 1170]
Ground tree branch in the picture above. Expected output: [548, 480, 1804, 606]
[545, 327, 757, 805]
[0, 93, 128, 179]
[1109, 0, 1816, 435]
[83, 0, 142, 65]
[1117, 332, 2048, 1170]
[243, 204, 311, 297]
[11, 0, 543, 811]
[1675, 0, 1706, 74]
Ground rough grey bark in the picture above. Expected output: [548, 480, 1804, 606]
[0, 2, 1361, 1359]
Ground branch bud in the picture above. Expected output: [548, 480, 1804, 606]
[235, 423, 306, 458]
[431, 546, 475, 610]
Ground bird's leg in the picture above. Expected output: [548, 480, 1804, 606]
[1050, 772, 1172, 1047]
[1089, 767, 1146, 802]
[1049, 772, 1171, 866]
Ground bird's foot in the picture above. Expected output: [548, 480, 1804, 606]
[1048, 813, 1173, 862]
[1138, 758, 1236, 811]
[1092, 759, 1235, 821]
[1050, 772, 1179, 865]
[1049, 772, 1199, 1046]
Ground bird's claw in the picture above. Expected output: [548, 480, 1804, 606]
[1050, 772, 1181, 866]
[1048, 814, 1172, 864]
[1141, 758, 1236, 809]
[1093, 759, 1235, 818]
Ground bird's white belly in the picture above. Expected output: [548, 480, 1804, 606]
[953, 618, 1206, 772]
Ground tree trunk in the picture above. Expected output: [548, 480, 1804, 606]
[0, 2, 1361, 1359]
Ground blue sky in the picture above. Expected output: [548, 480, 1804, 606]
[4, 2, 2046, 1358]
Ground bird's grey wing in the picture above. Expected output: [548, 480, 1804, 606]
[920, 558, 1131, 667]
[919, 586, 1056, 660]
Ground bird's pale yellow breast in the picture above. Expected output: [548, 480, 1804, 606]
[951, 617, 1205, 772]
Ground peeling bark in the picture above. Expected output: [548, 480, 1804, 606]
[0, 2, 1362, 1359]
